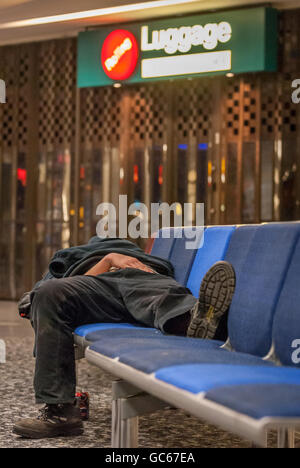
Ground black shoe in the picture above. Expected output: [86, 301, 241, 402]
[13, 404, 84, 439]
[187, 261, 236, 340]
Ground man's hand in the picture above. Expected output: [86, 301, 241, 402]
[108, 253, 154, 273]
[84, 253, 154, 276]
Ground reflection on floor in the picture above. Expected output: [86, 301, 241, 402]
[0, 301, 32, 338]
[0, 302, 298, 448]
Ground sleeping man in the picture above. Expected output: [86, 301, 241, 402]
[13, 236, 235, 439]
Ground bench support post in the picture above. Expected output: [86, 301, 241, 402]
[112, 398, 138, 448]
[111, 380, 170, 448]
[74, 345, 85, 361]
[277, 428, 295, 448]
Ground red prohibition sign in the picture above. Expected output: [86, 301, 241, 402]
[101, 29, 139, 81]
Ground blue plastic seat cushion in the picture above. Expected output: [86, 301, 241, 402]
[224, 225, 259, 280]
[205, 383, 300, 419]
[187, 226, 235, 297]
[118, 348, 273, 373]
[272, 235, 300, 367]
[85, 327, 161, 344]
[74, 322, 145, 338]
[88, 330, 224, 359]
[150, 228, 177, 260]
[228, 223, 300, 357]
[155, 364, 298, 394]
[170, 227, 204, 286]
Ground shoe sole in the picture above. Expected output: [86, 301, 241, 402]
[13, 424, 84, 439]
[187, 261, 236, 339]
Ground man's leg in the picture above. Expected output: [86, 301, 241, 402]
[114, 265, 235, 340]
[13, 274, 130, 439]
[30, 275, 129, 405]
[115, 268, 197, 332]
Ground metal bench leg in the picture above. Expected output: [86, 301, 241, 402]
[112, 380, 142, 448]
[277, 428, 295, 448]
[112, 398, 139, 448]
[111, 380, 169, 448]
[112, 397, 139, 448]
[120, 415, 139, 448]
[112, 398, 121, 448]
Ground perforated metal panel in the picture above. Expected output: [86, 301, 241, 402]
[174, 78, 212, 142]
[0, 47, 18, 149]
[241, 77, 259, 139]
[225, 76, 241, 139]
[35, 39, 77, 279]
[280, 9, 300, 73]
[128, 83, 168, 144]
[38, 39, 76, 150]
[224, 76, 260, 140]
[260, 75, 280, 139]
[81, 86, 122, 147]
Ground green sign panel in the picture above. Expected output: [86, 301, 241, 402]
[77, 6, 278, 88]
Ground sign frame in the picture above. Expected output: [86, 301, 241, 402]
[77, 6, 278, 88]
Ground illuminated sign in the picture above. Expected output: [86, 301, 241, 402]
[141, 22, 232, 53]
[101, 29, 139, 80]
[141, 50, 232, 78]
[77, 7, 278, 87]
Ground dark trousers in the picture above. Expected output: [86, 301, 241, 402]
[30, 268, 197, 404]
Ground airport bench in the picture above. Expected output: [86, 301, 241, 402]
[74, 223, 300, 448]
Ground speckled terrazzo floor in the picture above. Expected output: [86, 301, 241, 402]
[0, 304, 299, 448]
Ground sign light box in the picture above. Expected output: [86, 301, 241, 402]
[77, 6, 278, 87]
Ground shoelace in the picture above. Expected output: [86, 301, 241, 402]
[37, 405, 52, 421]
[37, 404, 72, 423]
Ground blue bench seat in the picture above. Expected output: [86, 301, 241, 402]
[205, 384, 300, 419]
[84, 222, 300, 447]
[155, 364, 300, 394]
[89, 337, 273, 371]
[75, 323, 153, 340]
[88, 222, 300, 367]
[203, 233, 300, 421]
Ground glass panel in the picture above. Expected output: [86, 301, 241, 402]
[0, 150, 27, 299]
[78, 160, 86, 245]
[177, 144, 188, 205]
[261, 141, 274, 221]
[35, 149, 72, 280]
[17, 152, 26, 224]
[133, 148, 145, 204]
[15, 151, 27, 298]
[242, 142, 256, 223]
[92, 149, 103, 227]
[35, 151, 56, 275]
[196, 143, 208, 204]
[281, 139, 298, 221]
[110, 147, 120, 216]
[225, 142, 239, 224]
[0, 157, 13, 295]
[82, 150, 94, 243]
[37, 152, 47, 221]
[0, 222, 12, 298]
[150, 145, 163, 204]
[36, 221, 48, 281]
[15, 222, 26, 298]
[61, 151, 71, 248]
[1, 158, 12, 222]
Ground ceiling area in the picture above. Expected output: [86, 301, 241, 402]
[0, 0, 299, 45]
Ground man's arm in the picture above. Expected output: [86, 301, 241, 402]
[84, 253, 154, 276]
